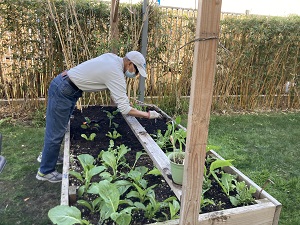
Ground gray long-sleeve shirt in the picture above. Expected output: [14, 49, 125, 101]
[67, 53, 132, 114]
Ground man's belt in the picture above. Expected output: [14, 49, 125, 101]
[61, 71, 81, 91]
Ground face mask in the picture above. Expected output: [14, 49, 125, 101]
[125, 70, 137, 78]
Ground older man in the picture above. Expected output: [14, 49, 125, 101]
[36, 51, 161, 183]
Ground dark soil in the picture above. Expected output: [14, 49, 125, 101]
[69, 106, 238, 224]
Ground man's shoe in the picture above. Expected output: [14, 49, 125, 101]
[36, 170, 62, 183]
[37, 152, 63, 165]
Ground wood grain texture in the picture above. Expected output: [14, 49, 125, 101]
[123, 114, 182, 199]
[179, 0, 223, 224]
[148, 200, 276, 225]
[61, 122, 70, 206]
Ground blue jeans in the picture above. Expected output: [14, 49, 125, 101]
[39, 73, 82, 174]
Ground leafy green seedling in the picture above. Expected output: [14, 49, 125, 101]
[126, 166, 158, 204]
[99, 140, 130, 179]
[81, 133, 96, 141]
[106, 130, 122, 139]
[69, 154, 106, 197]
[87, 180, 134, 225]
[81, 117, 91, 129]
[81, 117, 100, 130]
[161, 197, 180, 220]
[207, 158, 234, 196]
[77, 198, 102, 214]
[229, 181, 256, 206]
[103, 110, 119, 128]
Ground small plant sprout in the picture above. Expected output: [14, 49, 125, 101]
[81, 117, 92, 129]
[81, 133, 96, 141]
[81, 117, 100, 131]
[103, 110, 119, 128]
[106, 130, 122, 139]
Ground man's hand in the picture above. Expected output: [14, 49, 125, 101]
[148, 111, 162, 119]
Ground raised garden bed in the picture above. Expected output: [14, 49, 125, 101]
[59, 105, 281, 225]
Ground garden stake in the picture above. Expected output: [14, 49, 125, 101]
[258, 179, 275, 198]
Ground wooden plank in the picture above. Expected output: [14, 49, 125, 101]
[148, 200, 276, 225]
[123, 114, 182, 199]
[61, 121, 70, 205]
[179, 0, 222, 224]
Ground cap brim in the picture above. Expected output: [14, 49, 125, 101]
[137, 65, 147, 78]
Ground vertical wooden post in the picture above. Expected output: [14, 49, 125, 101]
[110, 0, 119, 54]
[179, 0, 222, 224]
[109, 0, 119, 105]
[138, 0, 149, 102]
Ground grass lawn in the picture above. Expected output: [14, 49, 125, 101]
[0, 111, 299, 224]
[207, 112, 300, 225]
[0, 122, 61, 225]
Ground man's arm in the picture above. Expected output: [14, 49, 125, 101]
[127, 108, 149, 118]
[127, 108, 162, 119]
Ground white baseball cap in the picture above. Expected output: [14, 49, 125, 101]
[126, 51, 147, 78]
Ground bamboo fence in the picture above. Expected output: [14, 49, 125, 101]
[0, 0, 299, 114]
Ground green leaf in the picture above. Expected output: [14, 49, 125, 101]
[111, 210, 133, 225]
[77, 200, 93, 212]
[81, 134, 88, 140]
[88, 180, 120, 212]
[229, 196, 239, 206]
[119, 199, 134, 206]
[220, 173, 236, 195]
[174, 116, 181, 125]
[92, 197, 103, 211]
[147, 167, 161, 176]
[210, 159, 233, 172]
[80, 124, 88, 129]
[88, 166, 106, 178]
[115, 180, 132, 195]
[77, 154, 95, 171]
[48, 205, 83, 225]
[102, 151, 117, 169]
[89, 133, 96, 140]
[69, 171, 83, 182]
[78, 186, 86, 198]
[126, 190, 140, 199]
[100, 171, 113, 181]
[84, 117, 91, 124]
[133, 202, 146, 210]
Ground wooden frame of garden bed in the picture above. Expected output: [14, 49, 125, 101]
[61, 104, 281, 225]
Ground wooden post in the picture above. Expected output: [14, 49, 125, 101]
[110, 0, 119, 54]
[179, 0, 222, 224]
